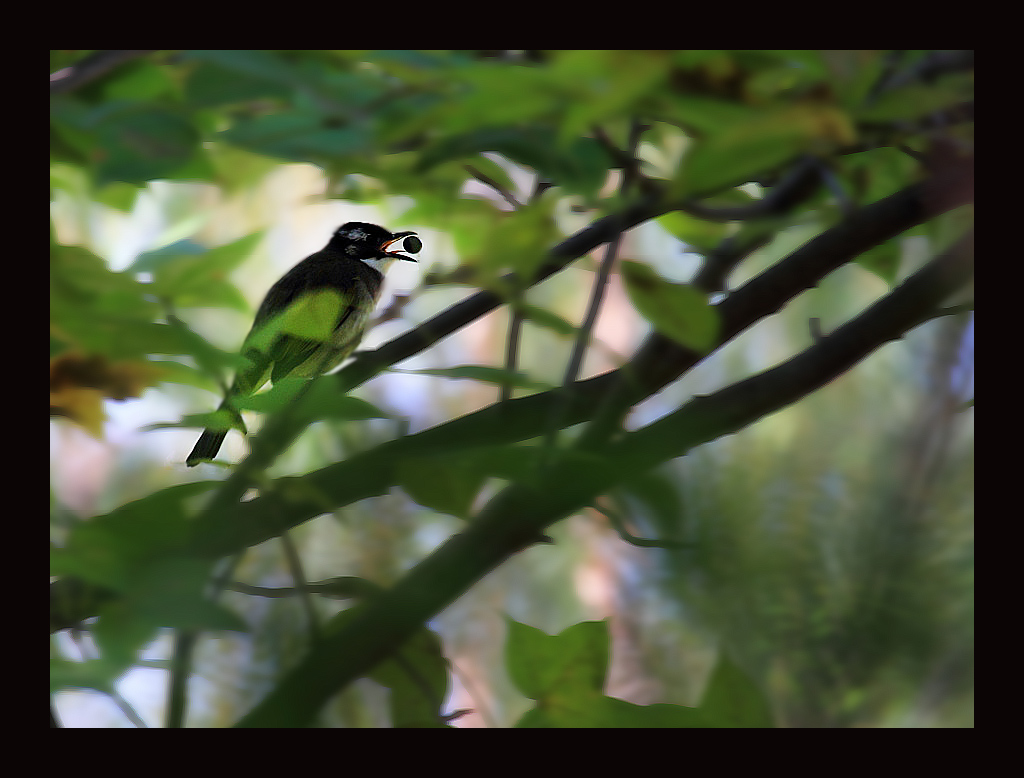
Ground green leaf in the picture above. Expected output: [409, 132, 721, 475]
[552, 50, 673, 142]
[613, 467, 686, 534]
[101, 60, 177, 102]
[90, 103, 200, 186]
[513, 303, 578, 337]
[506, 619, 608, 700]
[183, 58, 294, 108]
[134, 233, 262, 312]
[184, 49, 308, 90]
[397, 453, 488, 519]
[656, 211, 731, 253]
[50, 482, 214, 590]
[132, 232, 261, 275]
[91, 556, 247, 668]
[431, 65, 565, 133]
[854, 74, 974, 124]
[50, 656, 123, 694]
[50, 243, 161, 355]
[668, 94, 761, 137]
[507, 618, 714, 727]
[477, 202, 560, 279]
[675, 104, 857, 197]
[150, 320, 249, 382]
[698, 652, 776, 728]
[418, 128, 610, 197]
[370, 627, 451, 728]
[855, 241, 901, 284]
[219, 113, 372, 164]
[620, 261, 719, 352]
[397, 445, 547, 518]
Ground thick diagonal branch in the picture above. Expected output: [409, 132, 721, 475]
[235, 230, 973, 727]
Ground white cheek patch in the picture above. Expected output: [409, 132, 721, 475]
[361, 257, 394, 273]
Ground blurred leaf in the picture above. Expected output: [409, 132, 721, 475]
[90, 102, 200, 185]
[397, 453, 488, 520]
[397, 445, 541, 519]
[698, 652, 776, 727]
[133, 233, 262, 312]
[50, 243, 161, 357]
[675, 103, 857, 197]
[552, 50, 673, 141]
[219, 112, 373, 164]
[183, 58, 293, 107]
[152, 319, 249, 382]
[855, 74, 974, 124]
[418, 128, 610, 197]
[476, 202, 560, 279]
[93, 181, 142, 212]
[50, 656, 123, 694]
[185, 49, 303, 83]
[92, 556, 246, 668]
[513, 302, 578, 337]
[101, 60, 178, 102]
[49, 386, 106, 437]
[656, 210, 731, 253]
[855, 241, 901, 284]
[613, 467, 686, 534]
[668, 95, 760, 137]
[49, 482, 212, 590]
[620, 260, 719, 352]
[50, 353, 166, 436]
[431, 64, 565, 133]
[370, 627, 451, 728]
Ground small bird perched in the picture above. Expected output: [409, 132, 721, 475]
[186, 222, 421, 466]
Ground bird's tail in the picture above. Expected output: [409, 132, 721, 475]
[185, 401, 245, 467]
[186, 428, 229, 467]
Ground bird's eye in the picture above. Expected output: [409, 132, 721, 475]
[403, 236, 423, 254]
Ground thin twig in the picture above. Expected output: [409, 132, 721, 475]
[464, 164, 521, 209]
[540, 122, 646, 459]
[501, 303, 525, 403]
[281, 532, 320, 641]
[564, 121, 646, 387]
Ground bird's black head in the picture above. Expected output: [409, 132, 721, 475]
[330, 222, 420, 263]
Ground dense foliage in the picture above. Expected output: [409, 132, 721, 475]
[50, 50, 973, 727]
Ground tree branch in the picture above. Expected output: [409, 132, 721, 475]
[49, 157, 973, 632]
[190, 157, 973, 558]
[235, 229, 973, 727]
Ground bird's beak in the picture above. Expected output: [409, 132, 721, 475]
[380, 232, 419, 261]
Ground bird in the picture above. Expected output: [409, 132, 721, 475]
[185, 222, 421, 467]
